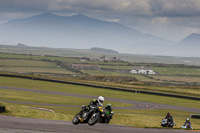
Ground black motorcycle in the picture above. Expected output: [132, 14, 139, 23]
[87, 103, 104, 126]
[72, 104, 104, 126]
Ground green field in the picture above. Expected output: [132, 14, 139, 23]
[0, 58, 76, 75]
[154, 67, 200, 76]
[0, 88, 131, 107]
[1, 46, 200, 129]
[1, 45, 200, 66]
[0, 59, 57, 67]
[1, 76, 200, 129]
[0, 53, 81, 63]
[81, 70, 156, 82]
[0, 66, 75, 74]
[151, 75, 200, 84]
[1, 76, 200, 108]
[100, 65, 200, 76]
[1, 55, 200, 88]
[1, 52, 200, 82]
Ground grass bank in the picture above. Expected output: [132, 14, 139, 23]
[1, 76, 200, 109]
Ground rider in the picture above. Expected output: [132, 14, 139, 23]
[165, 112, 174, 126]
[87, 96, 104, 108]
[105, 103, 113, 119]
[82, 96, 104, 119]
[105, 103, 112, 111]
[182, 118, 192, 129]
[79, 105, 89, 116]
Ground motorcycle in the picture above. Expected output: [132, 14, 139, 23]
[87, 103, 104, 126]
[181, 126, 193, 129]
[161, 119, 175, 127]
[72, 103, 104, 126]
[181, 123, 193, 129]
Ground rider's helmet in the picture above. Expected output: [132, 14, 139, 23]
[106, 103, 111, 109]
[186, 118, 190, 122]
[167, 112, 171, 117]
[98, 96, 104, 106]
[82, 105, 86, 109]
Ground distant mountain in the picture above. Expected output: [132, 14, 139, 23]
[1, 12, 200, 57]
[181, 33, 200, 46]
[17, 43, 29, 47]
[90, 47, 118, 54]
[0, 13, 174, 54]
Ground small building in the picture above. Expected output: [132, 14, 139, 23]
[80, 57, 90, 62]
[99, 55, 123, 62]
[71, 64, 101, 70]
[108, 57, 123, 62]
[130, 67, 156, 75]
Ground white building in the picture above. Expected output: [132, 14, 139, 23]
[80, 57, 90, 62]
[130, 67, 156, 75]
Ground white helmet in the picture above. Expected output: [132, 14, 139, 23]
[98, 96, 104, 106]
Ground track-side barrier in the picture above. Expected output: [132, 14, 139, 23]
[191, 114, 200, 119]
[0, 106, 6, 113]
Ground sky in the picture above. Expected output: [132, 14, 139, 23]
[0, 0, 200, 42]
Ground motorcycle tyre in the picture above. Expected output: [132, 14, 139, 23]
[72, 113, 80, 125]
[88, 113, 100, 126]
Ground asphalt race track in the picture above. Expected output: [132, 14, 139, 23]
[0, 115, 195, 133]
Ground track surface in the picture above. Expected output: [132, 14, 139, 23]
[0, 115, 195, 133]
[1, 86, 200, 113]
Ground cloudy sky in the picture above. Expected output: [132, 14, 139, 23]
[0, 0, 200, 42]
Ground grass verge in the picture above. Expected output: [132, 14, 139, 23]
[0, 88, 132, 108]
[0, 76, 200, 109]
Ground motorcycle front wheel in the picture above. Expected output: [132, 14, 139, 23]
[106, 119, 110, 124]
[72, 113, 80, 125]
[88, 113, 99, 126]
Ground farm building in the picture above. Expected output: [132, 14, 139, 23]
[71, 64, 101, 70]
[130, 67, 156, 75]
[80, 57, 90, 62]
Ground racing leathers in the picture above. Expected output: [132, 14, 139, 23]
[165, 115, 174, 126]
[183, 121, 192, 129]
[105, 106, 113, 119]
[81, 99, 99, 120]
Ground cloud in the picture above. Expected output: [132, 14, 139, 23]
[149, 0, 200, 17]
[0, 0, 48, 12]
[45, 0, 152, 17]
[1, 0, 200, 17]
[0, 0, 200, 41]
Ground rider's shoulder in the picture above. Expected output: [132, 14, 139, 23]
[92, 99, 97, 102]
